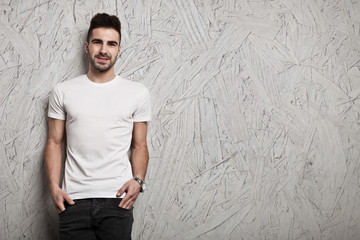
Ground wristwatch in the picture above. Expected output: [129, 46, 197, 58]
[133, 177, 146, 192]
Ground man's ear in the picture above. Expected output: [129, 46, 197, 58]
[117, 45, 121, 57]
[85, 42, 89, 53]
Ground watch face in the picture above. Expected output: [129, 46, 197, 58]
[142, 183, 146, 191]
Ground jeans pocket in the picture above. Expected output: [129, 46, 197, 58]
[109, 198, 132, 211]
[58, 201, 76, 215]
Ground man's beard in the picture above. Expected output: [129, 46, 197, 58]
[89, 53, 117, 72]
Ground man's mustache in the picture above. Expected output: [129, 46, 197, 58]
[95, 54, 110, 59]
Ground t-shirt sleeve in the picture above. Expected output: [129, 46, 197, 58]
[133, 88, 151, 122]
[48, 85, 66, 120]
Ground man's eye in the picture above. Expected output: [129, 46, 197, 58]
[93, 41, 101, 44]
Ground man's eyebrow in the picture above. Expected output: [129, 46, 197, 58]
[91, 38, 103, 42]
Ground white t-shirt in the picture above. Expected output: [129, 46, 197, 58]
[48, 75, 151, 199]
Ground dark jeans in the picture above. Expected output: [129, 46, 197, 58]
[59, 198, 133, 240]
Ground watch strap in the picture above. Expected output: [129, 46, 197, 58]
[133, 176, 145, 192]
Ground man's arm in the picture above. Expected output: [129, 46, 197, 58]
[117, 121, 149, 209]
[44, 118, 74, 213]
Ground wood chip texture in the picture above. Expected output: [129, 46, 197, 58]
[1, 0, 360, 239]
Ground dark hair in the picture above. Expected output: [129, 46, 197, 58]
[87, 13, 121, 43]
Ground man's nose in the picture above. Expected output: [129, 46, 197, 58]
[100, 44, 107, 54]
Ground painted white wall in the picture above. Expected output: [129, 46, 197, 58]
[1, 0, 360, 239]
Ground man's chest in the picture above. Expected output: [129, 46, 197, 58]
[63, 90, 138, 123]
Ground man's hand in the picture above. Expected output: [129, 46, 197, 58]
[50, 185, 75, 213]
[116, 179, 141, 209]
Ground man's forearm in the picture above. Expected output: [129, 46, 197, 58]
[44, 141, 63, 190]
[130, 145, 149, 180]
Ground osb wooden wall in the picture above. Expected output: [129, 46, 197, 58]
[1, 0, 360, 239]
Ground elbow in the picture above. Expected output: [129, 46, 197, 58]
[46, 138, 63, 151]
[131, 142, 148, 151]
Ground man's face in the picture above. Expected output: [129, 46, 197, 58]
[85, 27, 121, 72]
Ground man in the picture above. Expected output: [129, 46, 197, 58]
[44, 13, 151, 240]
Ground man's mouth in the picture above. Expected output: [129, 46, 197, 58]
[96, 56, 110, 62]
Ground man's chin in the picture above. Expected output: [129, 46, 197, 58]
[89, 58, 116, 72]
[94, 64, 112, 72]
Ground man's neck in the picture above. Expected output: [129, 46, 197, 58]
[86, 68, 116, 83]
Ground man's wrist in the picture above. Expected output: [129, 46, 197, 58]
[49, 182, 60, 190]
[133, 176, 146, 192]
